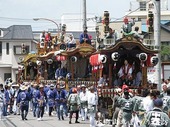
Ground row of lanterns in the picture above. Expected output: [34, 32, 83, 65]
[98, 89, 115, 98]
[89, 52, 158, 67]
[27, 55, 77, 67]
[19, 51, 158, 70]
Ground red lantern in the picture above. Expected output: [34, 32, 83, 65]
[56, 55, 66, 61]
[89, 54, 101, 66]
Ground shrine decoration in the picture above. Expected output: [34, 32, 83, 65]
[150, 55, 159, 66]
[101, 89, 114, 98]
[111, 52, 120, 61]
[47, 59, 53, 64]
[70, 56, 77, 63]
[18, 65, 25, 71]
[139, 53, 148, 67]
[56, 55, 66, 61]
[36, 60, 42, 66]
[89, 54, 107, 73]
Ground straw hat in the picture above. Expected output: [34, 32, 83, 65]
[7, 83, 12, 87]
[12, 84, 19, 87]
[81, 84, 86, 88]
[20, 85, 26, 91]
[39, 84, 44, 88]
[60, 84, 65, 89]
[33, 83, 38, 87]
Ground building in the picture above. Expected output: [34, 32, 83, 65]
[0, 25, 36, 84]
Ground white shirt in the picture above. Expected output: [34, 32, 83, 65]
[67, 38, 76, 44]
[143, 96, 154, 112]
[88, 91, 98, 106]
[79, 91, 88, 102]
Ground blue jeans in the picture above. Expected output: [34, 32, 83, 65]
[33, 103, 37, 117]
[56, 105, 63, 119]
[3, 104, 8, 116]
[37, 106, 45, 118]
[63, 104, 68, 117]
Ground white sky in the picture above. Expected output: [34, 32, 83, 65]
[0, 0, 169, 31]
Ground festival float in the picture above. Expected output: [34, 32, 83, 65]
[18, 11, 159, 119]
[18, 24, 97, 89]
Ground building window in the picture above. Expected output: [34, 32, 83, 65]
[162, 41, 170, 46]
[0, 30, 3, 37]
[148, 3, 154, 10]
[0, 41, 2, 55]
[13, 45, 29, 55]
[140, 2, 146, 11]
[6, 43, 9, 55]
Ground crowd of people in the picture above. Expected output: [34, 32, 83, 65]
[112, 81, 170, 127]
[0, 80, 98, 127]
[0, 78, 170, 127]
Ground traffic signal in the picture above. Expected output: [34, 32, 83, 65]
[103, 11, 110, 33]
[147, 11, 154, 33]
[21, 43, 26, 54]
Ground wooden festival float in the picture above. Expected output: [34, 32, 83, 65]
[18, 30, 97, 89]
[18, 11, 159, 120]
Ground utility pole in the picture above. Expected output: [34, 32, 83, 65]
[83, 0, 87, 31]
[153, 0, 161, 91]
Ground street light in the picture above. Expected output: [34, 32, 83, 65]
[33, 18, 59, 32]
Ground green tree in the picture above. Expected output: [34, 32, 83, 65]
[161, 45, 170, 61]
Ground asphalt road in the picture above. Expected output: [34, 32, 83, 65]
[0, 112, 112, 127]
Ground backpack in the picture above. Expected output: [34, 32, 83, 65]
[20, 92, 27, 106]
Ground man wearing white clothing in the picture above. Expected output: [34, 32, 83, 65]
[67, 34, 76, 50]
[79, 84, 88, 121]
[88, 86, 98, 127]
[142, 90, 154, 113]
[12, 84, 20, 115]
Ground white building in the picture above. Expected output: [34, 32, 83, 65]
[0, 25, 36, 84]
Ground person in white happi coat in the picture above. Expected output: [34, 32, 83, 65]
[142, 89, 154, 113]
[88, 86, 98, 127]
[79, 84, 88, 121]
[12, 84, 20, 115]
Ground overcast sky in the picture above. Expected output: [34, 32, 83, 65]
[0, 0, 169, 31]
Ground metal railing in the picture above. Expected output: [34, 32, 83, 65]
[103, 38, 115, 46]
[143, 39, 159, 50]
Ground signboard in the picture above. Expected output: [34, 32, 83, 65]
[147, 66, 162, 84]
